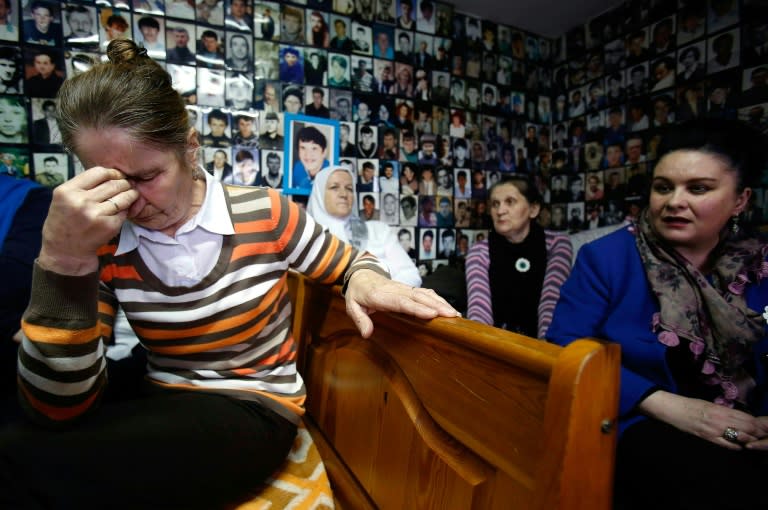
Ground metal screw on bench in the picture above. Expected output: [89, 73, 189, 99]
[600, 419, 614, 434]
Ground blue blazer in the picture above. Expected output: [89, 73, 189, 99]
[546, 227, 768, 435]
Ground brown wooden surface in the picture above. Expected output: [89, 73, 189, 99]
[287, 272, 620, 510]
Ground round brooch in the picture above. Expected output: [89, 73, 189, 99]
[515, 257, 531, 273]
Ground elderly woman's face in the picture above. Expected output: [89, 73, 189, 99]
[74, 127, 198, 234]
[649, 150, 749, 260]
[324, 169, 354, 217]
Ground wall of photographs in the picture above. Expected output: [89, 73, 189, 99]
[2, 0, 766, 275]
[547, 0, 768, 236]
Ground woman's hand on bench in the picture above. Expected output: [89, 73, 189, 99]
[344, 269, 461, 338]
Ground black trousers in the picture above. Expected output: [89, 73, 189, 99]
[0, 353, 297, 510]
[614, 419, 768, 510]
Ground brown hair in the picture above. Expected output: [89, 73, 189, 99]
[57, 39, 189, 161]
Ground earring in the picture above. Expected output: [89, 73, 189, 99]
[731, 215, 740, 234]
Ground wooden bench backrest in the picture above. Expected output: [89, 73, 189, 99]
[287, 272, 620, 510]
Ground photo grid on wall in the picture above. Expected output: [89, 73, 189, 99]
[1, 0, 766, 273]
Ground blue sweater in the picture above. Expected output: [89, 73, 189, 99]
[546, 227, 768, 435]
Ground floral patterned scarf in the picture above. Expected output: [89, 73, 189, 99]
[635, 209, 768, 406]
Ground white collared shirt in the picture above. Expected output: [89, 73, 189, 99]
[115, 170, 235, 287]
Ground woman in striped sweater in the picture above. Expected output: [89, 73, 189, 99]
[0, 39, 458, 510]
[465, 175, 572, 338]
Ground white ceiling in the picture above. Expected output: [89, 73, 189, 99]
[449, 0, 621, 39]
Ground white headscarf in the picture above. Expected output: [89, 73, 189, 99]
[306, 165, 369, 251]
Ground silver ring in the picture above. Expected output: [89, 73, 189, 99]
[106, 198, 119, 213]
[723, 426, 739, 443]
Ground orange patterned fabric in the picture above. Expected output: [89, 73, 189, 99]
[236, 422, 335, 510]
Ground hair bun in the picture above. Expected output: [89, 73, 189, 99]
[105, 39, 148, 65]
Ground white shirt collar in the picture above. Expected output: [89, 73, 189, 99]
[115, 169, 234, 255]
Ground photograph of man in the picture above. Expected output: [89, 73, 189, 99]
[303, 86, 330, 118]
[741, 66, 768, 106]
[677, 43, 706, 83]
[395, 228, 417, 260]
[225, 0, 252, 31]
[0, 98, 26, 144]
[397, 0, 414, 30]
[379, 161, 398, 192]
[224, 72, 252, 110]
[291, 124, 330, 190]
[135, 16, 164, 59]
[356, 159, 377, 192]
[253, 2, 277, 40]
[204, 147, 233, 183]
[400, 195, 416, 226]
[328, 53, 351, 87]
[650, 55, 675, 92]
[64, 4, 97, 48]
[352, 22, 371, 55]
[438, 228, 455, 258]
[394, 29, 413, 62]
[23, 1, 61, 46]
[278, 45, 302, 83]
[231, 113, 258, 148]
[419, 228, 435, 260]
[436, 196, 453, 227]
[304, 50, 326, 86]
[359, 193, 379, 221]
[280, 5, 304, 44]
[259, 149, 283, 188]
[376, 0, 395, 24]
[331, 90, 352, 120]
[357, 124, 378, 158]
[166, 25, 195, 65]
[31, 98, 60, 145]
[352, 0, 373, 22]
[225, 32, 251, 72]
[253, 81, 278, 112]
[253, 42, 279, 80]
[196, 28, 224, 68]
[24, 47, 63, 98]
[201, 108, 232, 147]
[0, 46, 20, 95]
[625, 64, 647, 97]
[707, 29, 739, 73]
[258, 111, 283, 149]
[329, 15, 353, 51]
[336, 121, 355, 157]
[377, 192, 398, 225]
[378, 127, 398, 159]
[33, 153, 66, 188]
[453, 199, 469, 228]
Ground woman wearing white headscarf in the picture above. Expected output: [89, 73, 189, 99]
[307, 165, 421, 287]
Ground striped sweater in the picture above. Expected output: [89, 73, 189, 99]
[19, 186, 387, 426]
[465, 231, 573, 338]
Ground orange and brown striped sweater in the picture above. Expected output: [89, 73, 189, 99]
[19, 186, 388, 426]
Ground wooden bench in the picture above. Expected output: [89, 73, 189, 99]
[287, 272, 621, 510]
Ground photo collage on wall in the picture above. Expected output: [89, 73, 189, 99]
[547, 0, 767, 233]
[1, 0, 766, 271]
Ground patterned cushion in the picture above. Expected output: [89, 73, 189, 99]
[235, 422, 335, 509]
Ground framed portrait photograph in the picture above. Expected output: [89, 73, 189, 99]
[283, 113, 340, 195]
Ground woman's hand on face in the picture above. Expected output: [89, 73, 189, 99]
[343, 269, 461, 338]
[38, 166, 139, 276]
[639, 391, 767, 450]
